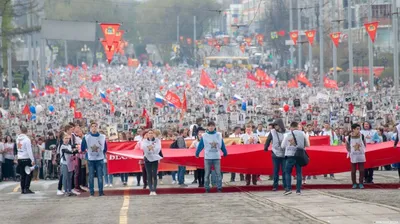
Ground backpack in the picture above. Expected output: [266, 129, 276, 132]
[292, 131, 310, 167]
[348, 134, 365, 145]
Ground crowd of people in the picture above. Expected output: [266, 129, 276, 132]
[0, 64, 400, 196]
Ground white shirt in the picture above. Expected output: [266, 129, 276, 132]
[320, 129, 338, 146]
[134, 135, 143, 141]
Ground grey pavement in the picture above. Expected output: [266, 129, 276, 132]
[0, 171, 399, 224]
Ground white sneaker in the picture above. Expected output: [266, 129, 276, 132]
[153, 192, 157, 196]
[71, 189, 81, 195]
[172, 181, 177, 185]
[105, 184, 109, 188]
[109, 184, 113, 188]
[149, 192, 153, 196]
[57, 190, 64, 196]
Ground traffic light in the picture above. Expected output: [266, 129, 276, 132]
[268, 54, 273, 59]
[287, 59, 292, 64]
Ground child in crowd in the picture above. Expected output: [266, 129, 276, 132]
[60, 133, 78, 196]
[346, 124, 366, 189]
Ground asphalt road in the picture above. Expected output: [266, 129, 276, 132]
[0, 171, 399, 224]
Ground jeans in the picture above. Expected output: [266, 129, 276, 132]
[3, 159, 15, 179]
[103, 162, 113, 185]
[205, 159, 222, 190]
[178, 166, 186, 185]
[120, 173, 128, 183]
[272, 156, 287, 189]
[62, 164, 73, 193]
[171, 171, 177, 181]
[145, 162, 159, 192]
[88, 160, 104, 195]
[0, 161, 2, 181]
[46, 160, 56, 179]
[285, 157, 302, 193]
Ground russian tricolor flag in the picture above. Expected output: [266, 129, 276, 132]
[230, 94, 242, 105]
[155, 93, 164, 107]
[100, 91, 110, 104]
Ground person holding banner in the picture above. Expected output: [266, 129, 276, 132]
[141, 129, 162, 195]
[189, 127, 206, 188]
[346, 123, 366, 189]
[195, 121, 228, 193]
[241, 124, 260, 186]
[264, 119, 287, 191]
[81, 121, 107, 197]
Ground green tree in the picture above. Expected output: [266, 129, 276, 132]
[0, 0, 39, 78]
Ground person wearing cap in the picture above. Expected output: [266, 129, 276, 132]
[195, 121, 228, 193]
[264, 119, 287, 191]
[81, 121, 107, 196]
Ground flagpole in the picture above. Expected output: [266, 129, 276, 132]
[289, 0, 294, 70]
[348, 0, 354, 86]
[392, 0, 399, 92]
[194, 16, 197, 67]
[332, 0, 338, 82]
[308, 5, 313, 79]
[319, 0, 324, 87]
[368, 0, 374, 91]
[7, 47, 12, 101]
[297, 0, 302, 71]
[27, 4, 33, 90]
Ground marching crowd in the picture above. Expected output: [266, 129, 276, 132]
[0, 117, 399, 196]
[0, 65, 400, 196]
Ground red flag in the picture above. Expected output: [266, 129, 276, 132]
[74, 111, 82, 119]
[45, 85, 56, 94]
[203, 98, 216, 105]
[245, 82, 249, 89]
[182, 91, 187, 112]
[110, 103, 115, 114]
[256, 34, 264, 45]
[91, 74, 102, 82]
[364, 21, 379, 43]
[324, 77, 339, 89]
[289, 31, 299, 45]
[69, 99, 76, 109]
[165, 90, 182, 108]
[287, 79, 299, 88]
[114, 30, 124, 43]
[297, 72, 312, 87]
[79, 86, 93, 99]
[200, 70, 216, 89]
[277, 30, 285, 36]
[101, 40, 116, 64]
[246, 72, 258, 82]
[100, 23, 120, 50]
[330, 32, 341, 48]
[349, 103, 354, 115]
[186, 69, 193, 77]
[148, 60, 153, 67]
[22, 104, 30, 115]
[142, 108, 151, 128]
[59, 87, 68, 94]
[305, 30, 316, 45]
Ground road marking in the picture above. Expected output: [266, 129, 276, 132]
[119, 190, 130, 224]
[13, 184, 20, 193]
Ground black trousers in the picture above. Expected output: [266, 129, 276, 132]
[365, 168, 374, 183]
[18, 159, 32, 191]
[197, 169, 205, 186]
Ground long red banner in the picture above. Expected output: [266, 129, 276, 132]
[107, 137, 331, 174]
[108, 142, 400, 175]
